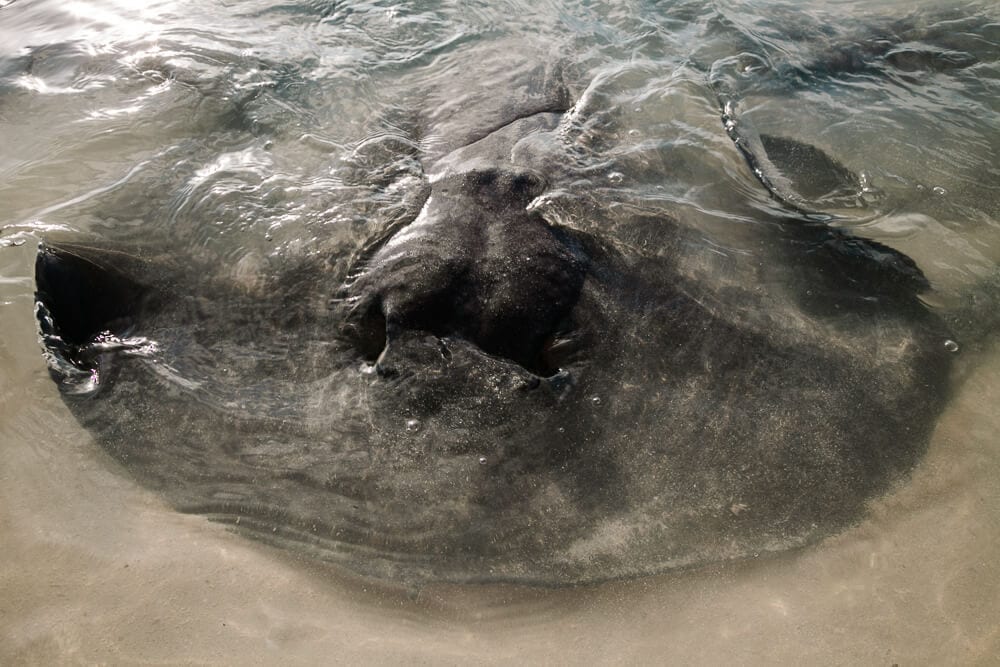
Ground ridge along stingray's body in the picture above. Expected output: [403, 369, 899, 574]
[34, 58, 955, 585]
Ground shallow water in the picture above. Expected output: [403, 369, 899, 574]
[2, 0, 999, 662]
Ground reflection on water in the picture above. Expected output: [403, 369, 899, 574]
[2, 0, 999, 661]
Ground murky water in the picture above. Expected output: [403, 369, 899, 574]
[2, 0, 999, 662]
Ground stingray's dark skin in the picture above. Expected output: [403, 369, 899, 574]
[34, 74, 955, 584]
[341, 167, 587, 378]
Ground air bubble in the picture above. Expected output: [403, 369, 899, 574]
[944, 339, 959, 353]
[405, 419, 421, 432]
[478, 455, 488, 465]
[738, 58, 767, 75]
[591, 395, 602, 406]
[607, 172, 624, 184]
[932, 186, 947, 196]
[628, 129, 640, 138]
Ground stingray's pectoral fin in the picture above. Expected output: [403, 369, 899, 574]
[823, 233, 930, 292]
[34, 243, 160, 391]
[796, 229, 933, 312]
[722, 98, 864, 212]
[757, 134, 863, 207]
[737, 132, 864, 212]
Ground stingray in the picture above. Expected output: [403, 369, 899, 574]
[33, 52, 956, 585]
